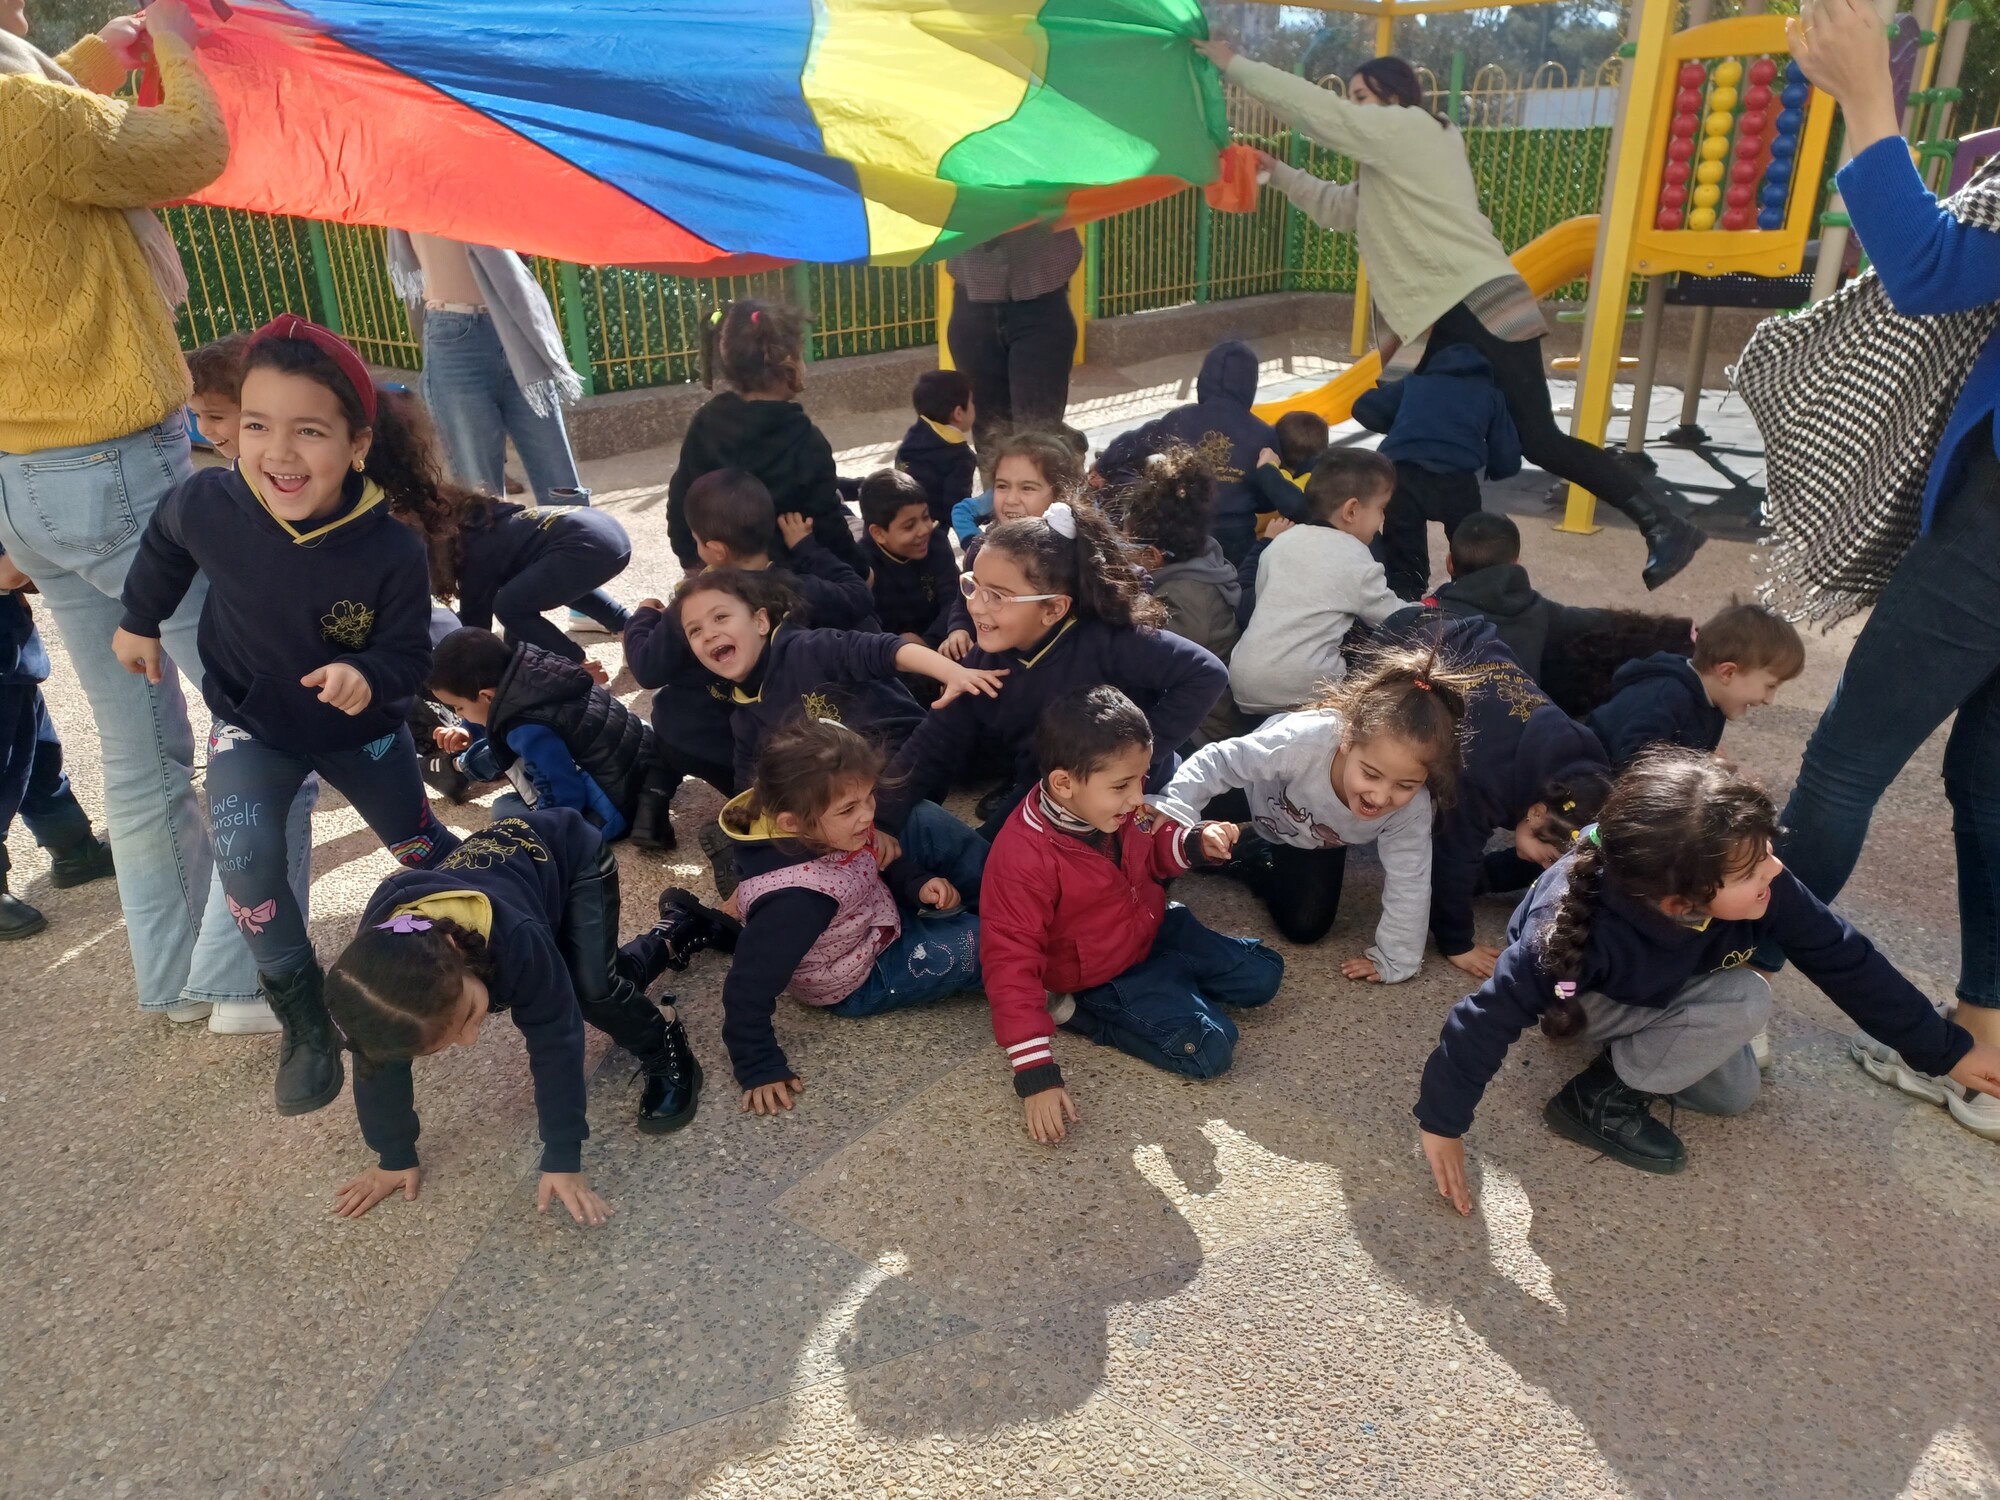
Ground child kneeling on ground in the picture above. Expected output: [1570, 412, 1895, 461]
[697, 718, 988, 1117]
[982, 686, 1284, 1144]
[323, 808, 708, 1226]
[1414, 750, 2000, 1211]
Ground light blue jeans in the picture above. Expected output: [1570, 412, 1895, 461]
[0, 415, 315, 1011]
[421, 310, 583, 504]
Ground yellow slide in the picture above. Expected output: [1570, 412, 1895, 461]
[1252, 214, 1601, 425]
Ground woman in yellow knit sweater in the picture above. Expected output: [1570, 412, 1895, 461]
[0, 1, 318, 1033]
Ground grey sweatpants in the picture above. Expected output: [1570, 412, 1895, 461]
[1579, 968, 1772, 1115]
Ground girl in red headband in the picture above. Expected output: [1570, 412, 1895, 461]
[111, 317, 460, 1119]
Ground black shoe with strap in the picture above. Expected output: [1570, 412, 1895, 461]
[260, 963, 345, 1116]
[635, 1012, 703, 1133]
[1544, 1051, 1688, 1174]
[656, 887, 740, 971]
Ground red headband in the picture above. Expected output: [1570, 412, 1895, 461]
[248, 314, 377, 427]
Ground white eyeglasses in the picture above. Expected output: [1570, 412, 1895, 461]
[958, 572, 1064, 608]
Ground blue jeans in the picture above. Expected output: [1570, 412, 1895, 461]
[421, 311, 582, 504]
[828, 802, 988, 1016]
[1758, 447, 2000, 1009]
[1064, 904, 1284, 1077]
[0, 417, 315, 1010]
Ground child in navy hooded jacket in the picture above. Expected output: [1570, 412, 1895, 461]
[451, 498, 631, 664]
[1585, 602, 1804, 768]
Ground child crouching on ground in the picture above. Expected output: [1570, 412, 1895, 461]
[982, 687, 1284, 1143]
[1415, 751, 2000, 1210]
[695, 718, 988, 1116]
[322, 808, 708, 1226]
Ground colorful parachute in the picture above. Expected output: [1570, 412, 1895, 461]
[172, 0, 1228, 273]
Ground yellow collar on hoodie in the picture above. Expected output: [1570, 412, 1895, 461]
[389, 890, 493, 938]
[1016, 615, 1077, 668]
[921, 416, 969, 445]
[239, 465, 389, 544]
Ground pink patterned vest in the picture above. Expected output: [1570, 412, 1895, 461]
[734, 848, 901, 1005]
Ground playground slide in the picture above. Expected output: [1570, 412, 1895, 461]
[1252, 214, 1602, 426]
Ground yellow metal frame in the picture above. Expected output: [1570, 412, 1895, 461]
[1626, 16, 1839, 280]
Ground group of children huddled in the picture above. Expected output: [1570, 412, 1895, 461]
[25, 297, 1993, 1230]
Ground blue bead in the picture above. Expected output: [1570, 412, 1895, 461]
[1758, 208, 1785, 230]
[1781, 82, 1809, 107]
[1762, 183, 1790, 207]
[1764, 157, 1793, 183]
[1785, 59, 1807, 83]
[1778, 107, 1804, 132]
[1771, 134, 1797, 159]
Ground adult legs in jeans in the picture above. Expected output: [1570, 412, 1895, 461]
[948, 298, 1015, 447]
[422, 312, 583, 505]
[829, 909, 982, 1017]
[1066, 904, 1284, 1078]
[1381, 462, 1482, 601]
[897, 800, 989, 905]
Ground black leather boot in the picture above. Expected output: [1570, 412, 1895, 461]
[1619, 491, 1707, 591]
[47, 832, 115, 889]
[261, 963, 345, 1116]
[635, 1011, 703, 1133]
[656, 887, 740, 969]
[0, 876, 47, 941]
[628, 772, 678, 852]
[1544, 1051, 1687, 1174]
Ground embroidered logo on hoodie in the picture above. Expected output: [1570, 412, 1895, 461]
[320, 600, 376, 650]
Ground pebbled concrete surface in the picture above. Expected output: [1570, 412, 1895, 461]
[1, 355, 1994, 1500]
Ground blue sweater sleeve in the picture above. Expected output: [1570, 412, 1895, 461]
[343, 544, 435, 710]
[788, 540, 879, 629]
[352, 1057, 423, 1170]
[1126, 629, 1229, 788]
[1352, 380, 1404, 434]
[1413, 934, 1554, 1137]
[1429, 786, 1506, 957]
[622, 603, 693, 690]
[506, 926, 594, 1174]
[1484, 390, 1523, 481]
[951, 491, 993, 546]
[1839, 136, 2000, 315]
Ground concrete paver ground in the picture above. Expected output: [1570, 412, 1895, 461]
[3, 345, 1995, 1500]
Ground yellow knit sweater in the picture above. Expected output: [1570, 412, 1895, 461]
[0, 34, 229, 454]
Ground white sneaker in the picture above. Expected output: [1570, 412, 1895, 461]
[1943, 1081, 2000, 1141]
[1852, 1035, 1999, 1141]
[164, 1000, 212, 1025]
[209, 997, 281, 1035]
[1750, 1027, 1772, 1072]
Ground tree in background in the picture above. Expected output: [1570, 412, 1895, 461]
[28, 0, 118, 52]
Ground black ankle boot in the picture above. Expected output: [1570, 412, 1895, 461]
[1544, 1051, 1687, 1174]
[1620, 493, 1707, 590]
[635, 1011, 703, 1133]
[260, 963, 345, 1116]
[628, 778, 678, 852]
[47, 833, 115, 889]
[656, 887, 740, 970]
[697, 820, 738, 899]
[0, 877, 47, 941]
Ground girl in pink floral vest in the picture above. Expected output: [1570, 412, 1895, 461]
[677, 718, 987, 1116]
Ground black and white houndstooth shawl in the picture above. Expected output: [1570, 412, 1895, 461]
[1738, 169, 2000, 626]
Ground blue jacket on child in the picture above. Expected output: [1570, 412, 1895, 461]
[1353, 345, 1522, 479]
[1415, 848, 1977, 1139]
[119, 467, 433, 751]
[1585, 652, 1725, 768]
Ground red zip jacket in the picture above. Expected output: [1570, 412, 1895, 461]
[980, 788, 1216, 1096]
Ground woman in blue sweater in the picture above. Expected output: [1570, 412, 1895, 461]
[1755, 0, 2000, 1141]
[113, 318, 458, 1119]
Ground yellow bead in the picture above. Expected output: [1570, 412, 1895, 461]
[1700, 136, 1729, 161]
[1697, 160, 1725, 184]
[1689, 206, 1717, 230]
[1693, 183, 1721, 207]
[1705, 110, 1735, 136]
[1713, 58, 1743, 85]
[1707, 86, 1738, 112]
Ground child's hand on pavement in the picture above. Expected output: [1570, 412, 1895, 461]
[742, 1076, 806, 1115]
[1024, 1085, 1079, 1144]
[918, 877, 959, 910]
[1420, 1131, 1473, 1216]
[302, 662, 372, 714]
[939, 629, 973, 662]
[1446, 945, 1501, 981]
[934, 662, 1007, 708]
[433, 725, 472, 752]
[1342, 956, 1383, 983]
[112, 627, 164, 684]
[777, 512, 814, 550]
[536, 1171, 612, 1225]
[332, 1164, 421, 1219]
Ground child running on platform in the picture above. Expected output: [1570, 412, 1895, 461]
[113, 316, 457, 1119]
[322, 808, 706, 1226]
[704, 718, 988, 1116]
[982, 687, 1282, 1143]
[1415, 751, 2000, 1209]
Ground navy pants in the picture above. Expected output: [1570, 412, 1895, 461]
[490, 507, 631, 663]
[1380, 461, 1483, 602]
[1064, 904, 1284, 1078]
[948, 285, 1077, 447]
[205, 722, 457, 979]
[0, 685, 92, 874]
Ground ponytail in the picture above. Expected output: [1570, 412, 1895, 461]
[716, 299, 808, 395]
[1312, 638, 1479, 805]
[983, 502, 1164, 631]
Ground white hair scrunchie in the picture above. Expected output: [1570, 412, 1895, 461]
[1044, 501, 1077, 539]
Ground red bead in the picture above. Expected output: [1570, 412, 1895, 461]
[1664, 161, 1692, 184]
[1669, 138, 1694, 161]
[1723, 208, 1751, 230]
[1727, 184, 1754, 207]
[1661, 183, 1688, 208]
[1749, 57, 1777, 84]
[1657, 209, 1685, 230]
[1730, 160, 1759, 183]
[1680, 62, 1709, 87]
[1677, 87, 1704, 113]
[1745, 84, 1772, 110]
[1735, 135, 1764, 158]
[1738, 110, 1768, 138]
[1672, 111, 1700, 136]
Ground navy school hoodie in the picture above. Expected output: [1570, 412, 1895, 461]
[666, 391, 867, 576]
[864, 526, 958, 644]
[455, 501, 630, 633]
[894, 417, 978, 523]
[1415, 848, 1976, 1139]
[1096, 341, 1277, 557]
[622, 543, 878, 765]
[728, 624, 925, 791]
[876, 616, 1227, 830]
[718, 802, 943, 1088]
[1352, 344, 1523, 480]
[350, 809, 606, 1174]
[119, 466, 432, 751]
[1424, 562, 1618, 685]
[1585, 652, 1726, 769]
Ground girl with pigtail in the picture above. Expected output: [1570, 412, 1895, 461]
[322, 806, 709, 1226]
[879, 498, 1230, 840]
[1413, 749, 2000, 1212]
[1157, 638, 1477, 969]
[666, 300, 868, 576]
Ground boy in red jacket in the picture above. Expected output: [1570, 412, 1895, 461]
[982, 686, 1285, 1142]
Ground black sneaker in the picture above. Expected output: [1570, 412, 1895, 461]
[47, 834, 115, 890]
[635, 1012, 703, 1133]
[1544, 1052, 1687, 1174]
[655, 887, 739, 970]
